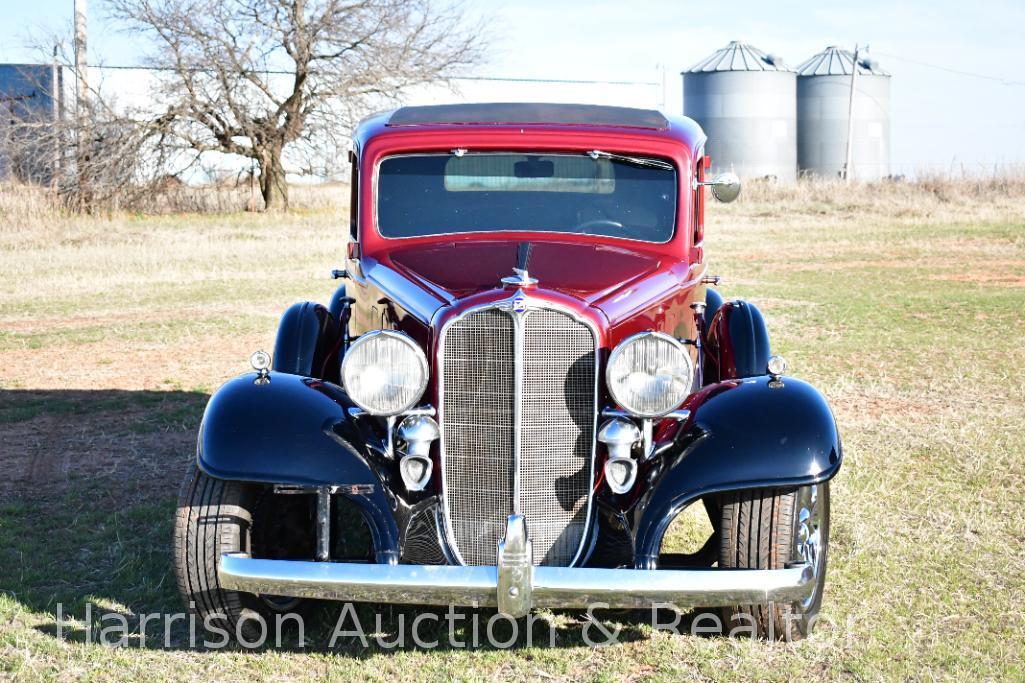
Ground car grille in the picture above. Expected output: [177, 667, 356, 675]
[440, 304, 597, 567]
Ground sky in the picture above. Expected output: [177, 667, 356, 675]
[2, 0, 1024, 175]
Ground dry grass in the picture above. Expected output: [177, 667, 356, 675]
[742, 171, 1025, 203]
[0, 182, 64, 226]
[1, 179, 1024, 680]
[0, 180, 350, 224]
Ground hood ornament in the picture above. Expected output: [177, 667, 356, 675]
[501, 269, 538, 287]
[501, 242, 538, 287]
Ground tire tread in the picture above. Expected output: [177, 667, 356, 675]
[718, 487, 801, 640]
[172, 462, 268, 641]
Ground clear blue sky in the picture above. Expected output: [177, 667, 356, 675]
[3, 0, 1024, 173]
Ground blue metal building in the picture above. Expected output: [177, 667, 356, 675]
[0, 63, 63, 182]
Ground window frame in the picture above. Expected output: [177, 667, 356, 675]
[693, 154, 709, 245]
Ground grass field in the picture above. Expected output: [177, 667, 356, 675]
[1, 179, 1024, 680]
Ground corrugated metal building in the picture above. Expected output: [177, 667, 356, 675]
[681, 41, 797, 181]
[0, 63, 62, 183]
[796, 47, 891, 179]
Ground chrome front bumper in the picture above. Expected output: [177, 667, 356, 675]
[218, 515, 813, 617]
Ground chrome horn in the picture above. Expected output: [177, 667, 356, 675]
[396, 415, 439, 491]
[598, 418, 641, 494]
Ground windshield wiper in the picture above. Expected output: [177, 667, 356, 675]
[587, 149, 674, 170]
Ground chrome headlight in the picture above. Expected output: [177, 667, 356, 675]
[341, 330, 429, 415]
[606, 331, 694, 417]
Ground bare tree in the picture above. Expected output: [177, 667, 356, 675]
[106, 0, 485, 209]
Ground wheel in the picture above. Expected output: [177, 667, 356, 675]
[717, 483, 830, 640]
[173, 462, 308, 642]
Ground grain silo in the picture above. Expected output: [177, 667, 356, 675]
[682, 41, 797, 181]
[796, 47, 891, 180]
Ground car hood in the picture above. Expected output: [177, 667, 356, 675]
[387, 240, 661, 304]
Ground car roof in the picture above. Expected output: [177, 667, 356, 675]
[352, 103, 706, 162]
[384, 102, 669, 130]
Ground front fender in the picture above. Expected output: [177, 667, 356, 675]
[196, 371, 400, 562]
[632, 375, 842, 567]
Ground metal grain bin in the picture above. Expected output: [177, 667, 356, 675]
[682, 41, 797, 182]
[796, 47, 891, 180]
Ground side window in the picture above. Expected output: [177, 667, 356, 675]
[348, 149, 359, 242]
[693, 155, 709, 244]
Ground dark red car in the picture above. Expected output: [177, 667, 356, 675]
[174, 103, 841, 641]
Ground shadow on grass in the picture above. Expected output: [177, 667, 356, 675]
[0, 389, 712, 655]
[0, 389, 207, 647]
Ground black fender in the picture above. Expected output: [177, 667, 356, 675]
[327, 283, 354, 325]
[701, 288, 724, 385]
[632, 375, 842, 568]
[272, 302, 341, 383]
[703, 287, 724, 333]
[196, 371, 400, 563]
[705, 299, 770, 382]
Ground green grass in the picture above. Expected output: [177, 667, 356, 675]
[1, 184, 1024, 680]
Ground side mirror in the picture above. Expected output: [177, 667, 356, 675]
[696, 172, 742, 203]
[710, 172, 741, 203]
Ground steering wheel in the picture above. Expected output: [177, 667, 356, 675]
[574, 218, 627, 236]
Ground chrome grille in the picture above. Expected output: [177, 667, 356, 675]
[441, 303, 596, 567]
[442, 309, 514, 565]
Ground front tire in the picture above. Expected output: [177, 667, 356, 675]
[717, 483, 830, 640]
[172, 462, 304, 642]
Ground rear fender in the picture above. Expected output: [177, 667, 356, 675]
[196, 371, 400, 563]
[632, 375, 842, 568]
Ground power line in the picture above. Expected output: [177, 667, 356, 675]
[873, 51, 1025, 87]
[88, 63, 658, 86]
[93, 63, 294, 74]
[453, 75, 658, 86]
[78, 54, 1025, 89]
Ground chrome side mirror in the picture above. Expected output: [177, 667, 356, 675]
[710, 173, 741, 203]
[696, 172, 742, 203]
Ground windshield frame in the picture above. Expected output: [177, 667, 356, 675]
[372, 151, 679, 245]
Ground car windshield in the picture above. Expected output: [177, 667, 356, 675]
[376, 152, 677, 242]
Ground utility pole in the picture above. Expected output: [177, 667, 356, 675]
[843, 44, 860, 181]
[52, 43, 61, 190]
[74, 0, 89, 207]
[658, 63, 666, 111]
[74, 0, 88, 119]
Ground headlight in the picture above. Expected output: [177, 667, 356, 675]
[606, 332, 693, 417]
[341, 330, 428, 415]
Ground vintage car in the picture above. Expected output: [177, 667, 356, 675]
[173, 102, 841, 641]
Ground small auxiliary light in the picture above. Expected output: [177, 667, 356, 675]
[767, 355, 788, 379]
[250, 350, 271, 384]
